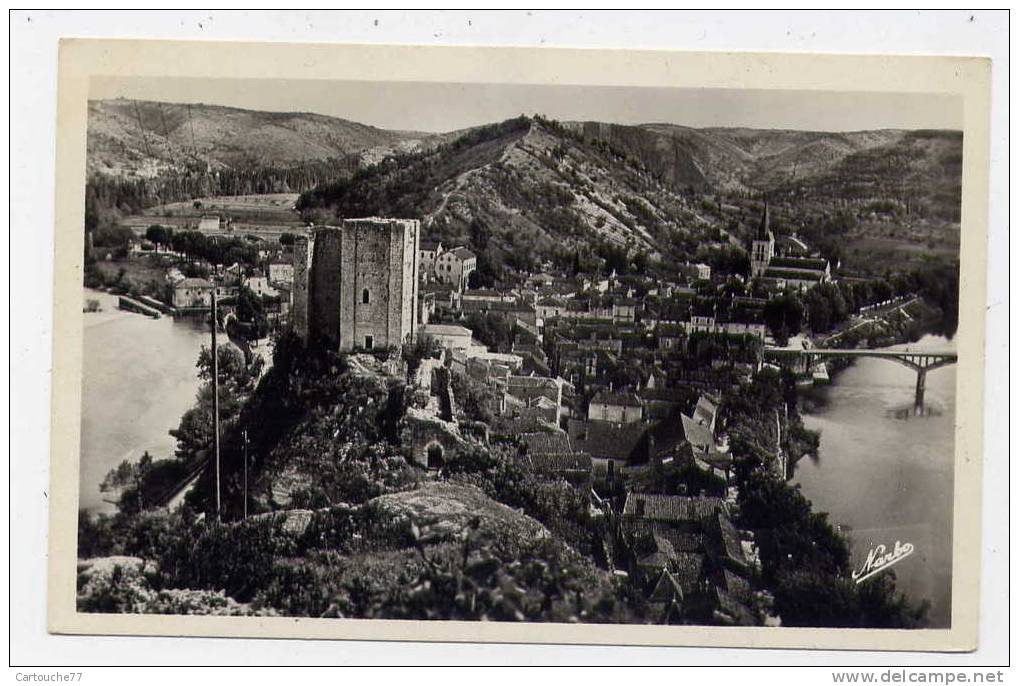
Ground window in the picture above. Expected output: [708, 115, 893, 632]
[361, 288, 370, 304]
[364, 335, 374, 350]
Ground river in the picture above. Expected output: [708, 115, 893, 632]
[79, 288, 209, 514]
[794, 334, 957, 628]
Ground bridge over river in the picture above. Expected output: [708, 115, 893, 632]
[763, 347, 958, 410]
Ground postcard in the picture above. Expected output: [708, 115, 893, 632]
[48, 38, 990, 650]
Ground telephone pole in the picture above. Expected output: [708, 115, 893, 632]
[242, 428, 249, 519]
[211, 288, 221, 521]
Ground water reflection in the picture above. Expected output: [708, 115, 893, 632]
[79, 288, 208, 514]
[794, 335, 956, 628]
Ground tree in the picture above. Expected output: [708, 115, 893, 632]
[805, 290, 833, 333]
[763, 292, 804, 343]
[279, 232, 296, 247]
[631, 250, 650, 275]
[234, 287, 269, 340]
[145, 224, 172, 247]
[100, 451, 154, 515]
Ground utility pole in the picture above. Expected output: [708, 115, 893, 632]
[242, 428, 249, 519]
[211, 288, 221, 521]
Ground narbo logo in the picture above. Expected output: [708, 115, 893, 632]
[852, 540, 915, 584]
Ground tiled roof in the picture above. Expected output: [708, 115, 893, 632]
[590, 390, 642, 408]
[681, 414, 714, 449]
[695, 396, 718, 423]
[763, 267, 825, 282]
[422, 324, 473, 337]
[567, 419, 647, 462]
[522, 451, 593, 474]
[622, 493, 725, 524]
[490, 410, 556, 437]
[715, 513, 747, 565]
[769, 256, 828, 271]
[672, 552, 706, 592]
[507, 375, 559, 391]
[451, 247, 477, 260]
[176, 277, 214, 289]
[520, 431, 572, 456]
[625, 521, 707, 554]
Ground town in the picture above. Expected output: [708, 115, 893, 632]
[80, 190, 954, 626]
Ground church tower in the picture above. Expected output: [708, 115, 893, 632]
[750, 202, 775, 278]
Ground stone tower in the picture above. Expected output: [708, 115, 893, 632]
[291, 234, 315, 339]
[292, 218, 420, 351]
[750, 202, 775, 278]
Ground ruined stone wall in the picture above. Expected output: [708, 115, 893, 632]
[291, 235, 315, 339]
[309, 228, 344, 345]
[301, 218, 421, 351]
[387, 219, 420, 347]
[340, 220, 391, 351]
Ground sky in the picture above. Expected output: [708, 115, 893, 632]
[90, 76, 963, 134]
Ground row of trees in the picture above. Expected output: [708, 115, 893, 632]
[760, 262, 958, 343]
[86, 157, 360, 225]
[143, 225, 263, 268]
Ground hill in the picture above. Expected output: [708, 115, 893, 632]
[297, 116, 728, 280]
[87, 98, 433, 178]
[765, 129, 963, 222]
[86, 100, 963, 278]
[571, 122, 959, 214]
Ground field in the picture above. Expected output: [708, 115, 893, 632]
[119, 194, 305, 241]
[840, 235, 960, 274]
[86, 254, 174, 300]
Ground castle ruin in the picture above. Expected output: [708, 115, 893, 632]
[292, 218, 421, 351]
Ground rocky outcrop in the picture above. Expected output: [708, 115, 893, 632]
[371, 482, 549, 545]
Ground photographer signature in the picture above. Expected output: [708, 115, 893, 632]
[852, 540, 915, 584]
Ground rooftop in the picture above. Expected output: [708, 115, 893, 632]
[521, 452, 593, 474]
[520, 431, 572, 456]
[568, 419, 647, 462]
[421, 323, 474, 337]
[769, 256, 829, 271]
[763, 267, 826, 282]
[622, 493, 725, 524]
[590, 390, 643, 408]
[175, 277, 214, 289]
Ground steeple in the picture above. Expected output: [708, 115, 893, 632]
[756, 200, 771, 240]
[750, 198, 775, 278]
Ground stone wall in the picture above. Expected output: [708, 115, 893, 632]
[296, 218, 420, 351]
[291, 235, 314, 339]
[308, 228, 344, 345]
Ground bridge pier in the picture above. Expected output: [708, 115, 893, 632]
[914, 368, 927, 412]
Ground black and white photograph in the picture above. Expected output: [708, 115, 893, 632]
[37, 34, 995, 654]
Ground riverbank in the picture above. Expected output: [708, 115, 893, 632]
[794, 334, 957, 628]
[821, 297, 947, 350]
[795, 297, 955, 416]
[79, 288, 209, 513]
